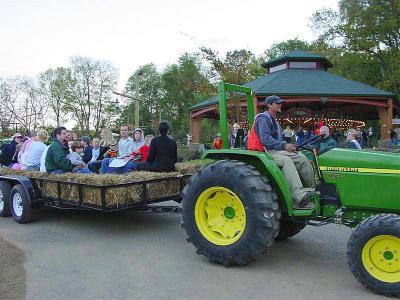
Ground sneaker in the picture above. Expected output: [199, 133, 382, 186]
[297, 192, 316, 209]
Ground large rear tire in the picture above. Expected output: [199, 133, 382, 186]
[275, 220, 306, 241]
[10, 184, 33, 224]
[0, 181, 12, 217]
[181, 160, 281, 266]
[347, 214, 400, 297]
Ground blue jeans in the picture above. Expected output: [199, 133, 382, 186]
[49, 168, 91, 174]
[26, 164, 40, 171]
[72, 167, 91, 174]
[100, 158, 113, 173]
[88, 161, 102, 173]
[101, 158, 139, 174]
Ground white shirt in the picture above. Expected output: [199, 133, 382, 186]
[117, 137, 134, 158]
[39, 145, 50, 172]
[23, 141, 47, 166]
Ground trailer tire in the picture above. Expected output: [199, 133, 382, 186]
[10, 184, 33, 224]
[275, 220, 306, 241]
[347, 214, 400, 297]
[0, 181, 12, 217]
[181, 160, 280, 266]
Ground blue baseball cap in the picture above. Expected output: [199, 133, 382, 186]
[265, 95, 285, 105]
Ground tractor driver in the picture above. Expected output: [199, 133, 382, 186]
[247, 95, 315, 208]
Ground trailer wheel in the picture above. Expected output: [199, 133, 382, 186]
[275, 220, 306, 241]
[0, 181, 12, 217]
[181, 160, 280, 266]
[347, 214, 400, 297]
[10, 184, 33, 224]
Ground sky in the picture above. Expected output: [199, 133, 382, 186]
[0, 0, 338, 90]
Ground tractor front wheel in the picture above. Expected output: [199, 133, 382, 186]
[181, 160, 281, 266]
[347, 214, 400, 297]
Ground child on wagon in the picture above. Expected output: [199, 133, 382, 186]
[66, 141, 91, 173]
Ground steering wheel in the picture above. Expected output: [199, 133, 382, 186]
[296, 134, 325, 152]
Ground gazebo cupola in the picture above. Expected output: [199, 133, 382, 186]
[261, 50, 334, 74]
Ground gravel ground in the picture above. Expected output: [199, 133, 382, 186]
[0, 235, 26, 300]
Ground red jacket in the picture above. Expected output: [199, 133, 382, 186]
[138, 144, 150, 162]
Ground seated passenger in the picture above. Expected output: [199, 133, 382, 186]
[22, 130, 49, 171]
[79, 136, 92, 163]
[66, 141, 91, 173]
[6, 133, 23, 167]
[134, 122, 177, 172]
[117, 134, 154, 174]
[90, 138, 101, 162]
[45, 127, 78, 174]
[131, 128, 145, 152]
[100, 125, 133, 173]
[103, 140, 118, 158]
[346, 129, 362, 150]
[313, 126, 337, 155]
[87, 128, 114, 173]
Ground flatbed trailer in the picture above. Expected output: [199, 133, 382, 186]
[0, 173, 191, 223]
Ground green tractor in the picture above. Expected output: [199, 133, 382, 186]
[181, 82, 400, 297]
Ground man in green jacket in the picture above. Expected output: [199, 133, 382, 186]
[45, 127, 84, 174]
[317, 126, 337, 155]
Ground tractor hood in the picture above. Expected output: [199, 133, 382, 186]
[318, 148, 400, 171]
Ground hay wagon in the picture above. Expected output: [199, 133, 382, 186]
[0, 169, 193, 224]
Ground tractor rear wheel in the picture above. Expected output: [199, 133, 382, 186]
[181, 160, 281, 266]
[347, 214, 400, 297]
[275, 220, 306, 241]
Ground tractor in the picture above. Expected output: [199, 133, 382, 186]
[180, 82, 400, 297]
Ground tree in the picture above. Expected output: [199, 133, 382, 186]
[260, 38, 314, 62]
[162, 53, 215, 140]
[125, 64, 164, 132]
[311, 0, 400, 96]
[200, 47, 263, 84]
[38, 67, 76, 127]
[66, 57, 118, 134]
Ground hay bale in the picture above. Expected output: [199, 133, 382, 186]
[0, 163, 202, 208]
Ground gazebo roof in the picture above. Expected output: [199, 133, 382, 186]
[190, 68, 396, 111]
[262, 50, 333, 69]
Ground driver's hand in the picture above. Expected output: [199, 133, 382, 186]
[284, 143, 297, 152]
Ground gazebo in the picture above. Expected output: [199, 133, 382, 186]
[189, 50, 397, 143]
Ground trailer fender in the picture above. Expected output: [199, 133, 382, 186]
[0, 175, 37, 207]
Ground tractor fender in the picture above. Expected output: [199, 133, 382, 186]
[202, 149, 294, 215]
[0, 175, 37, 207]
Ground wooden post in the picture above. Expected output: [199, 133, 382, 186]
[377, 106, 389, 140]
[388, 98, 393, 135]
[253, 96, 259, 116]
[190, 116, 202, 143]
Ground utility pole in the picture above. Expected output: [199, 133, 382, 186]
[135, 69, 144, 129]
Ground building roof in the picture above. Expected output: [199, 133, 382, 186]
[190, 68, 396, 111]
[261, 50, 333, 68]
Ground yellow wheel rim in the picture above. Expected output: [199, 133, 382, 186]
[362, 235, 400, 283]
[195, 186, 246, 246]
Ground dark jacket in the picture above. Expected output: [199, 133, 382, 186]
[145, 135, 177, 172]
[45, 139, 73, 172]
[82, 145, 92, 163]
[6, 140, 18, 164]
[254, 112, 286, 151]
[317, 137, 337, 155]
[98, 146, 108, 161]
